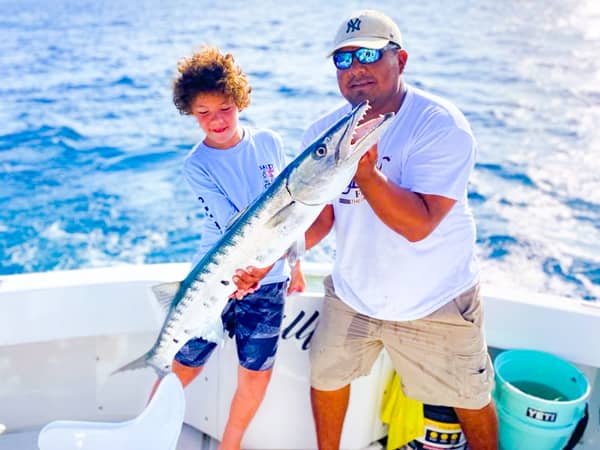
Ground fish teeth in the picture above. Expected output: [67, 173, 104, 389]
[350, 102, 371, 143]
[360, 101, 370, 120]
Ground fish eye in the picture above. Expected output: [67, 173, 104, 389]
[314, 146, 327, 158]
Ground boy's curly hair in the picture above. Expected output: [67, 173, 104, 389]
[173, 46, 251, 115]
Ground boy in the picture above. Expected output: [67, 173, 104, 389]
[167, 45, 304, 449]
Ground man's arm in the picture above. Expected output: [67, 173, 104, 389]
[354, 145, 456, 242]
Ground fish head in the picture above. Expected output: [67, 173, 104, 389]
[286, 101, 394, 206]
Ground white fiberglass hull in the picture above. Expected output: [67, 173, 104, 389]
[0, 263, 598, 449]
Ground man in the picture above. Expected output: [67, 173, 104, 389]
[302, 9, 498, 450]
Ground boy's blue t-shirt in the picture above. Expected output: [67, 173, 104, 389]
[182, 127, 288, 285]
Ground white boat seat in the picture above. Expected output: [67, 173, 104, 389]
[37, 372, 185, 450]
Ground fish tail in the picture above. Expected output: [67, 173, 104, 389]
[112, 353, 149, 374]
[112, 350, 169, 379]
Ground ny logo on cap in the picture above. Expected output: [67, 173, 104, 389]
[346, 18, 361, 33]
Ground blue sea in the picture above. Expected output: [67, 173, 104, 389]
[1, 0, 599, 301]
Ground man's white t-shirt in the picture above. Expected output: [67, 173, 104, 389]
[302, 85, 479, 321]
[183, 127, 288, 286]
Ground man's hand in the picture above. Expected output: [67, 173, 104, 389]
[354, 143, 379, 186]
[351, 116, 385, 186]
[231, 264, 273, 300]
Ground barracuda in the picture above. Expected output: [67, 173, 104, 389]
[116, 101, 394, 377]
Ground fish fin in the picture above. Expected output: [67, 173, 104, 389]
[286, 236, 305, 265]
[225, 206, 248, 231]
[265, 202, 295, 229]
[187, 320, 224, 343]
[151, 281, 181, 313]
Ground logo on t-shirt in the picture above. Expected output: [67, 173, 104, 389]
[338, 156, 392, 205]
[260, 164, 275, 189]
[339, 179, 364, 204]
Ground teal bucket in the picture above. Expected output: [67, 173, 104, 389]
[494, 350, 590, 450]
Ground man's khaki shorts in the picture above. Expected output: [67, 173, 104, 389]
[310, 276, 494, 409]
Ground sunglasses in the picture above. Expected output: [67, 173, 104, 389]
[332, 43, 400, 70]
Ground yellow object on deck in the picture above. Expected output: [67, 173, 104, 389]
[380, 372, 425, 450]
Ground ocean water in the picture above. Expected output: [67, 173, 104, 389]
[1, 0, 599, 301]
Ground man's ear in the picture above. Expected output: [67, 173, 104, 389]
[398, 49, 408, 73]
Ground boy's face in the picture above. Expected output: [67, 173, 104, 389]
[190, 92, 242, 149]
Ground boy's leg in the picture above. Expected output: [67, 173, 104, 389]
[148, 359, 204, 400]
[172, 359, 204, 387]
[220, 365, 273, 450]
[148, 304, 228, 400]
[219, 281, 287, 449]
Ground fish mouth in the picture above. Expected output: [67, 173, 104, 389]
[336, 101, 393, 163]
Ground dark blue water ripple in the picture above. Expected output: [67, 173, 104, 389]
[476, 163, 536, 188]
[1, 0, 598, 301]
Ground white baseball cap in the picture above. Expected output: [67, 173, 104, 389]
[328, 10, 403, 56]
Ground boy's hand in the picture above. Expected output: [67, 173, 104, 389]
[231, 265, 272, 300]
[287, 262, 306, 295]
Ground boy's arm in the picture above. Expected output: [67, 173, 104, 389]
[230, 263, 274, 300]
[232, 205, 334, 297]
[184, 162, 239, 236]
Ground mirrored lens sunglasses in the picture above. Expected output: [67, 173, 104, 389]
[333, 43, 400, 70]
